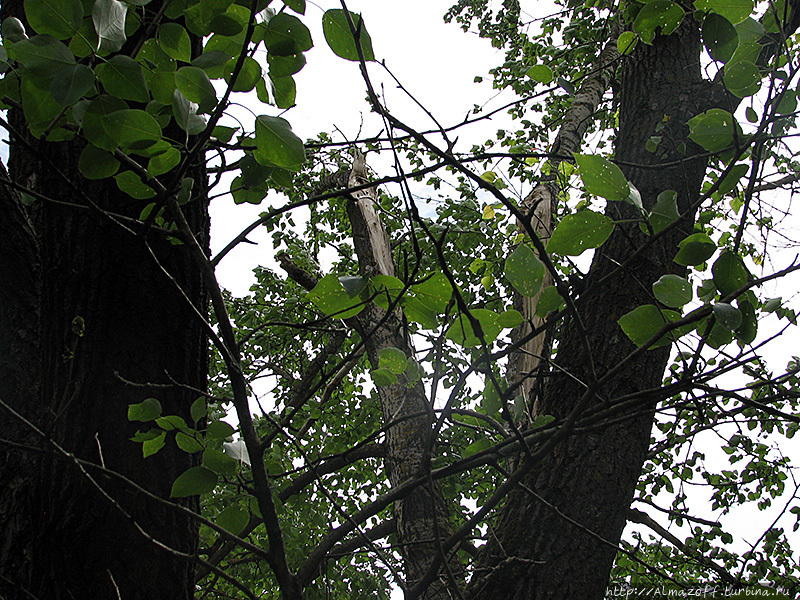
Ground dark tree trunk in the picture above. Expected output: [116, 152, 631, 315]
[470, 21, 720, 600]
[0, 2, 208, 598]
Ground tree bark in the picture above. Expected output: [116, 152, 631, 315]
[0, 2, 208, 598]
[470, 20, 720, 600]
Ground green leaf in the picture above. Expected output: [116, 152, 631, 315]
[446, 309, 501, 348]
[694, 0, 754, 25]
[50, 64, 95, 107]
[158, 22, 192, 62]
[688, 108, 738, 152]
[702, 13, 739, 63]
[147, 146, 181, 178]
[93, 0, 129, 54]
[170, 466, 218, 498]
[156, 415, 188, 431]
[408, 273, 452, 314]
[128, 398, 163, 422]
[370, 368, 397, 386]
[254, 115, 305, 171]
[497, 309, 523, 329]
[648, 190, 680, 234]
[78, 144, 120, 179]
[282, 0, 306, 14]
[263, 13, 313, 56]
[115, 171, 156, 199]
[216, 505, 249, 535]
[547, 210, 614, 256]
[202, 448, 239, 477]
[142, 431, 166, 458]
[268, 52, 306, 78]
[271, 75, 296, 109]
[713, 302, 742, 330]
[103, 109, 162, 149]
[82, 95, 128, 151]
[97, 56, 150, 102]
[2, 17, 29, 43]
[224, 56, 261, 92]
[504, 245, 546, 297]
[175, 432, 204, 453]
[574, 153, 630, 201]
[338, 275, 369, 298]
[617, 31, 638, 55]
[322, 9, 375, 61]
[207, 420, 236, 440]
[172, 89, 207, 135]
[734, 17, 765, 43]
[735, 298, 757, 345]
[307, 274, 365, 319]
[25, 0, 82, 39]
[9, 35, 75, 78]
[526, 64, 553, 83]
[723, 59, 760, 97]
[633, 1, 685, 44]
[379, 347, 408, 375]
[190, 397, 207, 423]
[712, 250, 749, 295]
[717, 164, 749, 196]
[535, 285, 566, 317]
[618, 304, 682, 348]
[674, 232, 717, 266]
[653, 274, 692, 308]
[175, 66, 217, 113]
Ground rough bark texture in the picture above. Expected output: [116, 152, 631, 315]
[345, 154, 460, 598]
[0, 2, 208, 598]
[470, 21, 719, 600]
[509, 35, 619, 416]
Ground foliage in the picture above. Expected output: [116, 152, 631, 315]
[2, 0, 800, 598]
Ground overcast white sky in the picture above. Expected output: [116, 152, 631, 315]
[210, 0, 513, 294]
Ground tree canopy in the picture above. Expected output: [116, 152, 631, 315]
[0, 0, 799, 599]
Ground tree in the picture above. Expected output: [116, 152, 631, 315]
[1, 0, 799, 599]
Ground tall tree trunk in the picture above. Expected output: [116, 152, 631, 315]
[470, 20, 720, 600]
[0, 2, 208, 598]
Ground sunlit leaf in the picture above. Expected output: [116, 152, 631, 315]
[694, 0, 754, 25]
[526, 64, 554, 83]
[688, 108, 738, 152]
[307, 273, 365, 319]
[254, 115, 305, 171]
[505, 244, 546, 297]
[618, 304, 682, 348]
[446, 309, 501, 347]
[379, 347, 408, 375]
[653, 274, 692, 308]
[574, 153, 630, 201]
[633, 1, 685, 44]
[547, 210, 614, 256]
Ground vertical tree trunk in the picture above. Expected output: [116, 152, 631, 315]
[0, 2, 208, 598]
[470, 21, 718, 600]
